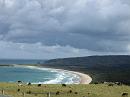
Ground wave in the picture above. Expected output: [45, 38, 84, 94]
[14, 65, 81, 84]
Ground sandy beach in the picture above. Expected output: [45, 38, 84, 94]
[26, 66, 92, 84]
[70, 71, 92, 84]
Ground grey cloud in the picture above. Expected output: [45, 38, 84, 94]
[0, 41, 128, 59]
[0, 0, 130, 55]
[0, 41, 103, 59]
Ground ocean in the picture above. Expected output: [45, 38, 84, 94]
[0, 59, 80, 84]
[0, 59, 45, 65]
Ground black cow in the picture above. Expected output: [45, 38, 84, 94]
[122, 93, 128, 97]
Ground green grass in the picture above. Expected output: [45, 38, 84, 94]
[0, 83, 130, 97]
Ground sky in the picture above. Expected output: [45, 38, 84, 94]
[0, 0, 130, 59]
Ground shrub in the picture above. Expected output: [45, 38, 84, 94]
[94, 82, 99, 84]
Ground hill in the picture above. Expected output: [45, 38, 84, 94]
[43, 55, 130, 85]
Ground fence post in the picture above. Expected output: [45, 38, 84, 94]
[47, 92, 51, 97]
[2, 89, 4, 95]
[22, 92, 25, 97]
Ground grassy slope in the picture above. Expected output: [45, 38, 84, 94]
[0, 83, 130, 97]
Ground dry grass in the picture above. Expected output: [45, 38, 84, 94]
[0, 83, 130, 97]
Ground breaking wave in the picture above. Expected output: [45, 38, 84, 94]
[15, 65, 81, 84]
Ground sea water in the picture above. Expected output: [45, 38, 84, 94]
[0, 60, 80, 84]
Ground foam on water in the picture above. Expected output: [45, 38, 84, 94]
[14, 65, 81, 84]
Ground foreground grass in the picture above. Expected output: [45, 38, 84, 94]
[0, 83, 130, 97]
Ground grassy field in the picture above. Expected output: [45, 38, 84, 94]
[0, 83, 130, 97]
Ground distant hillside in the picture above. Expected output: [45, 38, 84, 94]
[43, 55, 130, 85]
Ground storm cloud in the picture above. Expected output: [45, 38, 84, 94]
[0, 0, 130, 59]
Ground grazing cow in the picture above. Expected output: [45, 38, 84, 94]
[108, 83, 114, 86]
[38, 84, 42, 87]
[26, 91, 31, 94]
[69, 90, 72, 93]
[17, 89, 20, 92]
[62, 84, 67, 87]
[75, 92, 78, 94]
[18, 81, 22, 83]
[122, 93, 128, 97]
[28, 82, 31, 86]
[56, 91, 60, 95]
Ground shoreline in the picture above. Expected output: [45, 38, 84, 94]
[69, 71, 92, 84]
[18, 65, 92, 84]
[1, 64, 92, 84]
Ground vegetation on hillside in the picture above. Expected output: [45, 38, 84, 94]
[43, 55, 130, 85]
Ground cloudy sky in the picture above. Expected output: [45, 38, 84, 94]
[0, 0, 130, 59]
